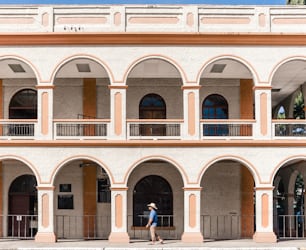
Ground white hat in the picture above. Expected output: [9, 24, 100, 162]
[147, 202, 158, 210]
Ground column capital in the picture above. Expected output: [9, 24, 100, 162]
[110, 187, 128, 191]
[108, 85, 128, 90]
[253, 85, 272, 91]
[183, 187, 202, 191]
[254, 186, 274, 191]
[181, 85, 201, 90]
[35, 85, 55, 90]
[36, 186, 55, 191]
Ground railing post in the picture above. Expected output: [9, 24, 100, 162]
[182, 85, 201, 140]
[253, 186, 277, 242]
[181, 187, 203, 242]
[35, 186, 57, 242]
[36, 84, 54, 140]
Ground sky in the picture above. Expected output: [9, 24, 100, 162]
[0, 0, 286, 5]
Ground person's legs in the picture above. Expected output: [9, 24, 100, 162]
[150, 226, 156, 243]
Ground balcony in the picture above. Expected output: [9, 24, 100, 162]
[273, 119, 306, 139]
[0, 120, 36, 139]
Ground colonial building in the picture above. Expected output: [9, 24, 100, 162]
[0, 3, 305, 244]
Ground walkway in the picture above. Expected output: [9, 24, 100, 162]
[0, 239, 306, 250]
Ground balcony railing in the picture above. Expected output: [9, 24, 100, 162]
[273, 119, 306, 138]
[200, 119, 254, 139]
[0, 120, 36, 139]
[54, 119, 109, 140]
[127, 119, 183, 140]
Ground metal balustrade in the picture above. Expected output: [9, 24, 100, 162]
[200, 214, 255, 240]
[54, 120, 109, 139]
[273, 120, 306, 138]
[277, 215, 306, 239]
[127, 120, 182, 139]
[5, 215, 38, 239]
[200, 120, 254, 139]
[0, 121, 35, 139]
[55, 215, 110, 239]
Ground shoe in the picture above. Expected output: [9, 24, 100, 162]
[159, 239, 164, 244]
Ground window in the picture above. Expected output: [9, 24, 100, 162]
[133, 175, 173, 227]
[58, 195, 74, 209]
[9, 89, 37, 119]
[202, 94, 229, 136]
[97, 178, 111, 203]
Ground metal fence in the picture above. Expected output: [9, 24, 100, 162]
[276, 215, 306, 239]
[201, 214, 255, 240]
[6, 215, 38, 239]
[55, 215, 111, 239]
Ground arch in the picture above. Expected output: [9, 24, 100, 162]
[268, 56, 306, 85]
[198, 155, 260, 185]
[50, 54, 114, 84]
[0, 55, 41, 82]
[9, 88, 37, 119]
[196, 55, 259, 85]
[0, 155, 40, 184]
[50, 155, 114, 185]
[124, 155, 189, 186]
[270, 155, 306, 184]
[123, 55, 187, 84]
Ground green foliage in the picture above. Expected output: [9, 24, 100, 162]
[287, 0, 306, 4]
[293, 91, 305, 119]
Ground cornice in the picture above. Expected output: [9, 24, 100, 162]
[1, 33, 306, 46]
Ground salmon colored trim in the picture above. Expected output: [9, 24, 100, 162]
[196, 54, 259, 85]
[253, 232, 277, 243]
[187, 13, 194, 27]
[259, 13, 266, 28]
[127, 118, 183, 122]
[49, 155, 114, 186]
[36, 186, 55, 191]
[41, 92, 49, 135]
[183, 187, 202, 191]
[108, 232, 129, 243]
[255, 187, 274, 190]
[42, 193, 49, 228]
[50, 53, 114, 84]
[181, 232, 203, 243]
[114, 92, 122, 136]
[128, 17, 179, 24]
[35, 232, 57, 243]
[201, 17, 250, 25]
[36, 85, 55, 89]
[123, 54, 187, 83]
[253, 86, 272, 90]
[42, 13, 49, 27]
[123, 155, 189, 185]
[115, 194, 123, 228]
[198, 154, 260, 186]
[260, 93, 268, 136]
[181, 85, 201, 90]
[4, 140, 306, 148]
[188, 92, 195, 136]
[261, 193, 269, 228]
[108, 85, 128, 89]
[110, 187, 128, 191]
[189, 194, 196, 228]
[1, 33, 306, 46]
[114, 12, 121, 26]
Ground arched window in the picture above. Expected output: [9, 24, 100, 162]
[139, 93, 166, 119]
[133, 175, 173, 227]
[139, 94, 166, 136]
[202, 94, 228, 136]
[9, 89, 37, 119]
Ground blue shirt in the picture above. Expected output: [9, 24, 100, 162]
[149, 209, 158, 226]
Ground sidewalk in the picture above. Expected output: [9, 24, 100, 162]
[0, 239, 306, 250]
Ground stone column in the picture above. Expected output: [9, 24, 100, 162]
[35, 186, 56, 242]
[108, 187, 129, 243]
[181, 187, 203, 242]
[253, 85, 272, 140]
[36, 85, 54, 140]
[182, 85, 200, 140]
[253, 187, 277, 242]
[109, 85, 127, 140]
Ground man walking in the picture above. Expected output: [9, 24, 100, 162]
[146, 202, 164, 245]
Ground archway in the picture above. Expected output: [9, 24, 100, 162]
[53, 159, 111, 239]
[200, 160, 255, 240]
[8, 174, 37, 237]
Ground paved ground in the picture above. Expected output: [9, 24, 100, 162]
[0, 239, 305, 249]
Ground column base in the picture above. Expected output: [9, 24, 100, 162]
[181, 232, 203, 243]
[253, 232, 277, 243]
[35, 232, 57, 243]
[108, 232, 130, 243]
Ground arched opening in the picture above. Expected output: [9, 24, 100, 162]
[54, 159, 111, 239]
[133, 175, 173, 227]
[8, 174, 37, 237]
[9, 89, 37, 119]
[201, 161, 255, 240]
[202, 94, 229, 136]
[139, 93, 166, 136]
